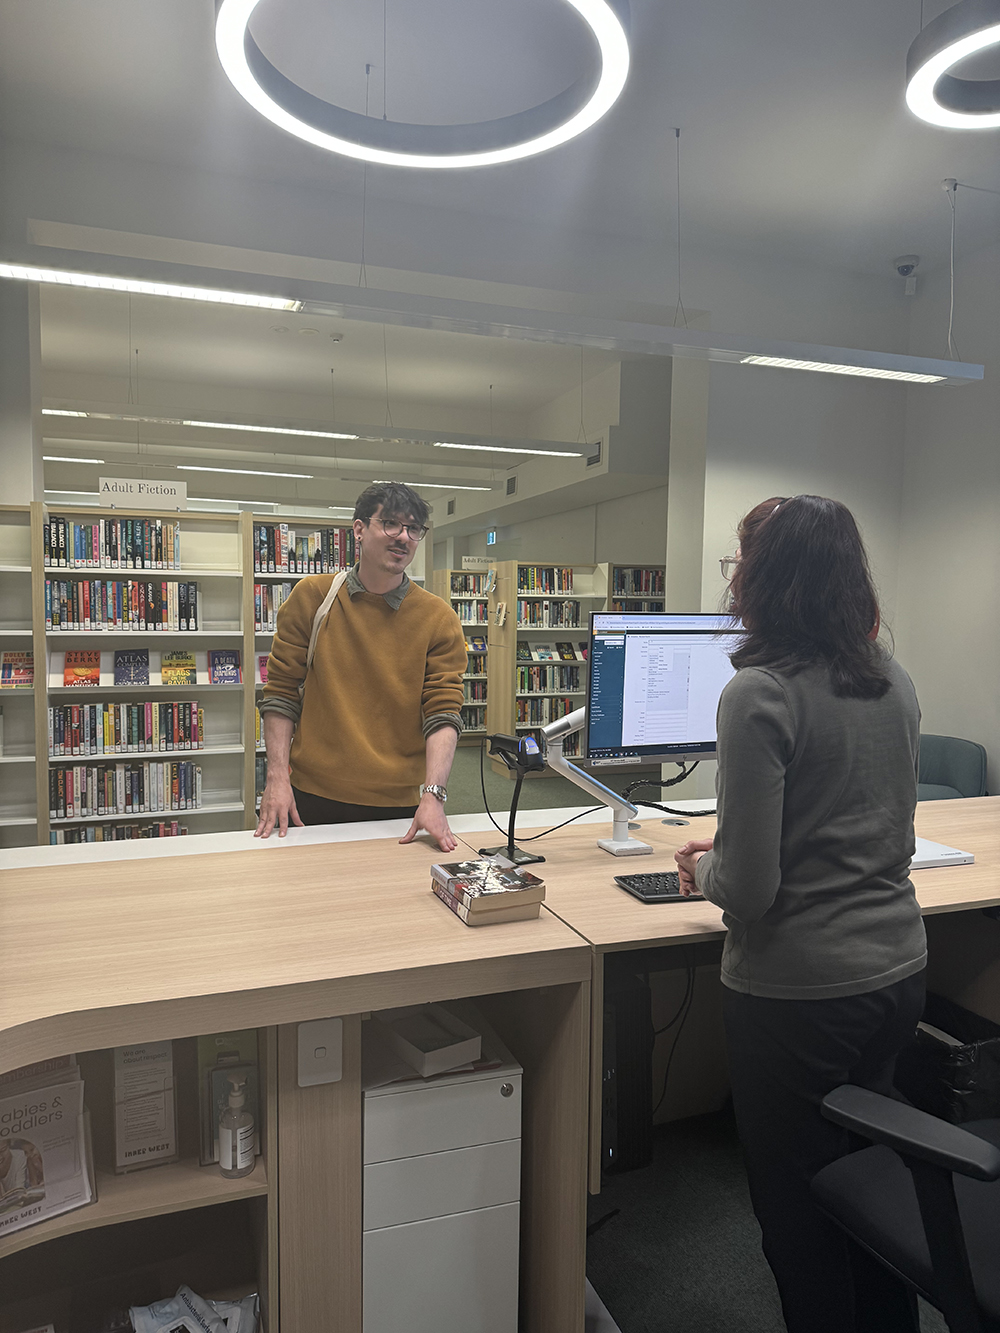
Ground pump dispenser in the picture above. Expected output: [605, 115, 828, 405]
[219, 1071, 255, 1179]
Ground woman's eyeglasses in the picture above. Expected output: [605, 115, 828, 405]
[371, 517, 429, 542]
[720, 554, 739, 581]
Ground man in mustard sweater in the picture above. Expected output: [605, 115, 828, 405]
[255, 482, 466, 851]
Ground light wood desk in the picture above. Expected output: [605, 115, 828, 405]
[0, 815, 594, 1333]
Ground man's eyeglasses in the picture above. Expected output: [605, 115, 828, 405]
[719, 555, 739, 580]
[370, 516, 429, 542]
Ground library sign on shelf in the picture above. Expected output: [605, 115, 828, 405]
[462, 555, 492, 570]
[99, 477, 187, 510]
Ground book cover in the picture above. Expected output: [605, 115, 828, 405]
[432, 881, 541, 926]
[555, 641, 577, 661]
[0, 1072, 92, 1238]
[578, 641, 589, 660]
[257, 654, 269, 686]
[466, 634, 488, 653]
[0, 652, 34, 690]
[113, 649, 150, 686]
[63, 651, 101, 687]
[531, 642, 558, 662]
[208, 649, 242, 685]
[430, 860, 545, 906]
[432, 873, 546, 914]
[516, 640, 532, 662]
[160, 650, 197, 685]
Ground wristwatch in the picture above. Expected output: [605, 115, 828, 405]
[420, 784, 448, 803]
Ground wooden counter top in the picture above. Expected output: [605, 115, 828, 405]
[0, 825, 591, 1075]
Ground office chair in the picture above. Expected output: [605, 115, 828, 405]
[811, 1085, 1000, 1333]
[918, 734, 988, 802]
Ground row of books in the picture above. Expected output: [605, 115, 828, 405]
[516, 664, 582, 693]
[448, 573, 489, 595]
[516, 696, 578, 726]
[46, 579, 201, 631]
[465, 651, 487, 677]
[43, 515, 181, 569]
[431, 859, 545, 926]
[460, 705, 486, 730]
[516, 598, 582, 628]
[610, 599, 665, 613]
[50, 821, 190, 843]
[518, 726, 581, 758]
[49, 700, 204, 756]
[0, 650, 32, 689]
[516, 640, 588, 662]
[60, 647, 242, 685]
[462, 679, 487, 703]
[453, 599, 488, 624]
[516, 565, 574, 593]
[253, 522, 355, 573]
[611, 567, 665, 596]
[254, 581, 294, 631]
[50, 759, 204, 820]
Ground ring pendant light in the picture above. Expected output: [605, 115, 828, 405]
[215, 0, 630, 168]
[906, 0, 1000, 129]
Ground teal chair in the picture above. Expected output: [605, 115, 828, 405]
[918, 734, 988, 802]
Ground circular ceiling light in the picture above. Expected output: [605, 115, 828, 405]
[216, 0, 630, 168]
[906, 0, 1000, 129]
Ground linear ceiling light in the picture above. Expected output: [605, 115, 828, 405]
[43, 455, 106, 464]
[433, 442, 584, 457]
[739, 356, 946, 383]
[42, 409, 358, 441]
[44, 489, 98, 497]
[177, 465, 314, 478]
[906, 0, 1000, 129]
[215, 0, 630, 169]
[1, 264, 301, 310]
[371, 479, 493, 491]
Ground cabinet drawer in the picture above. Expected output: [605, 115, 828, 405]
[363, 1201, 519, 1333]
[364, 1073, 521, 1164]
[364, 1137, 520, 1229]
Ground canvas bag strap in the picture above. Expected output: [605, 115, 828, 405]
[299, 569, 348, 700]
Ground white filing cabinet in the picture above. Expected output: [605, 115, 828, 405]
[362, 1008, 522, 1333]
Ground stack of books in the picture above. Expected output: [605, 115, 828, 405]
[430, 859, 545, 926]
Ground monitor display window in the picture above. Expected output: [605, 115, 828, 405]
[586, 613, 743, 764]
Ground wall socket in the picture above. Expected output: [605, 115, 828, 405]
[297, 1017, 343, 1086]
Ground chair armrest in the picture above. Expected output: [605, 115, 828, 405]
[822, 1085, 1000, 1182]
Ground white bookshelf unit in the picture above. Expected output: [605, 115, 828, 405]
[0, 505, 39, 846]
[432, 569, 490, 742]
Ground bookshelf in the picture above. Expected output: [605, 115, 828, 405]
[607, 563, 666, 613]
[0, 1028, 277, 1333]
[0, 506, 40, 846]
[487, 562, 608, 770]
[432, 569, 490, 742]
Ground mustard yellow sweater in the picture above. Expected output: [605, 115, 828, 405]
[261, 575, 467, 806]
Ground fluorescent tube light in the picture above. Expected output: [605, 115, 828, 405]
[1, 263, 301, 310]
[433, 442, 584, 457]
[216, 0, 630, 169]
[177, 465, 314, 478]
[739, 356, 946, 384]
[371, 479, 493, 492]
[42, 408, 358, 440]
[43, 455, 106, 464]
[44, 490, 99, 497]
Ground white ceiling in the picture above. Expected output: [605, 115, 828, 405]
[2, 0, 999, 277]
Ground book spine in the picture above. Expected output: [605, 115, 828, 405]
[431, 880, 476, 924]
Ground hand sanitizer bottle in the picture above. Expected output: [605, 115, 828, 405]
[219, 1072, 255, 1179]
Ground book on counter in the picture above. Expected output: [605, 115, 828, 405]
[0, 651, 33, 690]
[160, 649, 197, 685]
[113, 648, 150, 686]
[431, 858, 545, 925]
[63, 650, 102, 687]
[0, 1056, 92, 1238]
[208, 648, 242, 684]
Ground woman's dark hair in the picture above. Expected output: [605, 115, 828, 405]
[728, 494, 890, 699]
[353, 481, 430, 528]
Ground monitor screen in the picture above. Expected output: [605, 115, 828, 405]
[585, 612, 743, 765]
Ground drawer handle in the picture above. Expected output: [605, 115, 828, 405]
[500, 1083, 514, 1098]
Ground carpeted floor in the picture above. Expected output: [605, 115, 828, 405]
[585, 1108, 947, 1333]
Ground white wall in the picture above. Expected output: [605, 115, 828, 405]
[894, 235, 1000, 792]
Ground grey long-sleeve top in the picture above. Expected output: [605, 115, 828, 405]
[694, 656, 927, 1000]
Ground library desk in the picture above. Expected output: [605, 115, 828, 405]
[0, 815, 594, 1333]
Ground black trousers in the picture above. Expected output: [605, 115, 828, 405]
[723, 970, 926, 1333]
[291, 786, 417, 826]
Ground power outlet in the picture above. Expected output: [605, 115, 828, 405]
[297, 1017, 343, 1086]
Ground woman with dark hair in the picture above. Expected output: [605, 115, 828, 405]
[675, 495, 925, 1333]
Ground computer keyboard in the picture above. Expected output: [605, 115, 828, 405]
[613, 871, 704, 904]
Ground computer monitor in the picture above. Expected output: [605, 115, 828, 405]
[585, 612, 743, 766]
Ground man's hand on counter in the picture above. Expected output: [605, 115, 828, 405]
[255, 777, 306, 838]
[399, 793, 458, 854]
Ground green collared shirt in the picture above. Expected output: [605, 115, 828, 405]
[345, 563, 410, 609]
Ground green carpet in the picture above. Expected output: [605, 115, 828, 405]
[586, 1108, 947, 1333]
